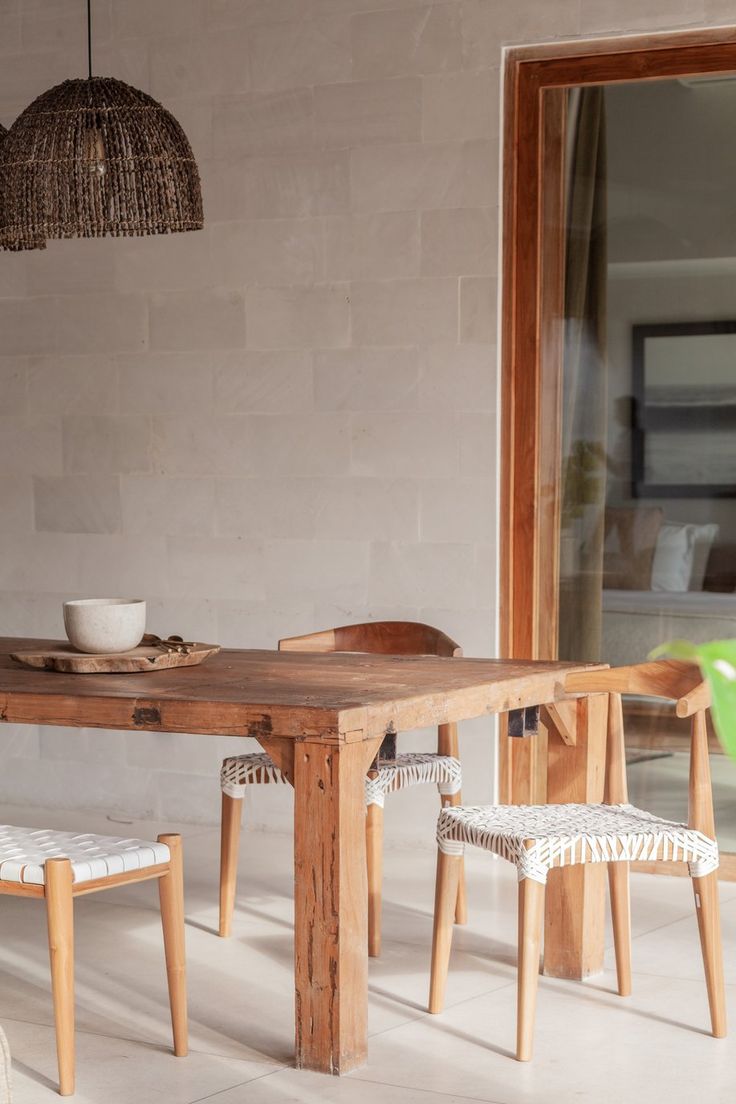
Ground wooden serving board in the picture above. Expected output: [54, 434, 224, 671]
[10, 642, 221, 674]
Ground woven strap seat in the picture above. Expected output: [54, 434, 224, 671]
[436, 802, 719, 883]
[0, 826, 171, 886]
[220, 752, 290, 797]
[221, 750, 462, 807]
[364, 752, 462, 808]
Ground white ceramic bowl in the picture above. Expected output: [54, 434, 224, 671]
[63, 598, 146, 655]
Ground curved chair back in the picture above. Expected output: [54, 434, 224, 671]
[279, 620, 462, 658]
[280, 621, 463, 764]
[564, 660, 714, 838]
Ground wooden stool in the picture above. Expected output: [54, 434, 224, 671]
[0, 827, 188, 1095]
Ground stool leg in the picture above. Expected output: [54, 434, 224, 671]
[366, 801, 384, 958]
[158, 834, 188, 1057]
[517, 877, 545, 1062]
[45, 858, 75, 1096]
[428, 850, 462, 1013]
[693, 871, 727, 1038]
[608, 862, 632, 997]
[219, 792, 243, 938]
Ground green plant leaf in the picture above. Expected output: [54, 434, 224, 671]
[649, 639, 699, 662]
[649, 638, 736, 761]
[691, 641, 736, 761]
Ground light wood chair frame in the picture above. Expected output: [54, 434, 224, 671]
[0, 833, 187, 1096]
[429, 660, 727, 1060]
[219, 620, 468, 956]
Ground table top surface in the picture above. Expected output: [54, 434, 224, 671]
[0, 637, 603, 741]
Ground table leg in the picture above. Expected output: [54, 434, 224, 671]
[293, 736, 381, 1074]
[543, 692, 608, 978]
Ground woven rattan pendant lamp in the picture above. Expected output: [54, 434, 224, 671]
[0, 120, 46, 251]
[0, 0, 203, 251]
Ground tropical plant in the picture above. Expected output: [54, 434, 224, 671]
[650, 639, 736, 761]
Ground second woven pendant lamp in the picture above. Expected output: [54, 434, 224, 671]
[0, 121, 43, 250]
[0, 1, 203, 251]
[0, 122, 38, 250]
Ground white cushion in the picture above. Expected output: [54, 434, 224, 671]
[689, 522, 719, 591]
[0, 826, 170, 886]
[651, 522, 697, 592]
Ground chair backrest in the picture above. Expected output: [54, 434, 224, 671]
[564, 661, 715, 839]
[279, 621, 462, 658]
[279, 621, 463, 758]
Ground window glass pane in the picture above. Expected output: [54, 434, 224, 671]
[552, 77, 736, 852]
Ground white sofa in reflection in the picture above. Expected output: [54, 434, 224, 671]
[602, 587, 736, 667]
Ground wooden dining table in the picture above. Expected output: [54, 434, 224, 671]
[0, 639, 608, 1075]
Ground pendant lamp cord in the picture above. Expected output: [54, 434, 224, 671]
[87, 0, 92, 79]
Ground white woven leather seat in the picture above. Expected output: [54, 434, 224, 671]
[221, 750, 462, 807]
[436, 802, 719, 883]
[0, 825, 171, 886]
[364, 752, 462, 808]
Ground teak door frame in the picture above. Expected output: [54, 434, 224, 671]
[499, 27, 736, 882]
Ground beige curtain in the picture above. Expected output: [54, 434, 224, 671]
[558, 88, 608, 662]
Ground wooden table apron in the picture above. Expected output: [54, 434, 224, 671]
[0, 640, 607, 1075]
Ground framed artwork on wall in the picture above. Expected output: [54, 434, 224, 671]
[632, 319, 736, 498]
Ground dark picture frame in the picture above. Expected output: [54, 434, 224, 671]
[632, 320, 736, 498]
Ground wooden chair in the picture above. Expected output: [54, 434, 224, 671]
[218, 621, 468, 955]
[428, 660, 726, 1061]
[0, 826, 187, 1095]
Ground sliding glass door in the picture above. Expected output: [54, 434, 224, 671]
[552, 77, 736, 859]
[501, 35, 736, 874]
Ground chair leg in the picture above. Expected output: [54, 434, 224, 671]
[692, 871, 727, 1038]
[158, 834, 188, 1057]
[366, 802, 384, 958]
[219, 792, 243, 938]
[45, 858, 75, 1097]
[441, 792, 467, 926]
[608, 862, 632, 997]
[454, 857, 468, 926]
[517, 877, 545, 1062]
[428, 850, 462, 1014]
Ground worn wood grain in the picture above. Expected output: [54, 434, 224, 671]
[544, 692, 608, 979]
[0, 638, 601, 742]
[293, 735, 382, 1074]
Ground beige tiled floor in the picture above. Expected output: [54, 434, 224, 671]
[1, 804, 735, 1103]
